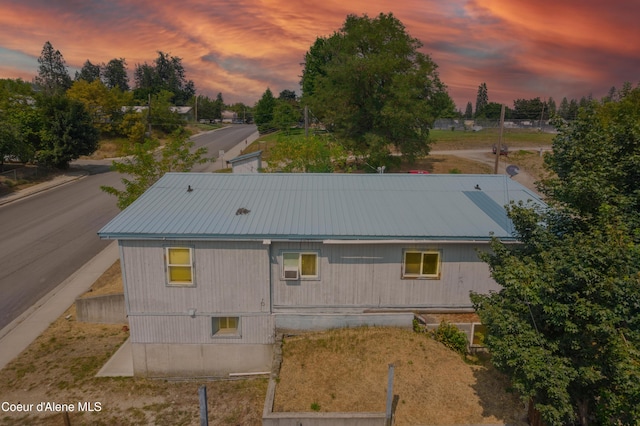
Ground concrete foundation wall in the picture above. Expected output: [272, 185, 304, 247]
[263, 413, 386, 426]
[131, 342, 273, 378]
[75, 293, 126, 324]
[275, 312, 414, 331]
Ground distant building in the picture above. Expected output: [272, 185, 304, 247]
[227, 151, 262, 173]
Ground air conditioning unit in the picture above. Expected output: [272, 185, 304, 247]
[284, 267, 299, 280]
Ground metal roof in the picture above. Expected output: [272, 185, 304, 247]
[228, 150, 262, 164]
[98, 173, 544, 241]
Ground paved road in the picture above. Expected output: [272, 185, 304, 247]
[0, 125, 257, 330]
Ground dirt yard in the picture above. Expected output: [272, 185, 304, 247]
[274, 327, 528, 425]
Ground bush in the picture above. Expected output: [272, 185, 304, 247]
[432, 321, 468, 355]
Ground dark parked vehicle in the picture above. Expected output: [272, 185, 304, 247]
[492, 144, 508, 155]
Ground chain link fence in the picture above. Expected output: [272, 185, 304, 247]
[433, 118, 559, 133]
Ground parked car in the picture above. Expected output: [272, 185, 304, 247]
[492, 144, 508, 155]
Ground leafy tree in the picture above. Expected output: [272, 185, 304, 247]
[544, 87, 640, 229]
[265, 134, 346, 173]
[101, 128, 210, 209]
[471, 86, 640, 425]
[214, 92, 224, 120]
[300, 13, 447, 167]
[227, 102, 251, 123]
[133, 51, 195, 105]
[475, 82, 488, 117]
[430, 91, 458, 119]
[67, 79, 133, 136]
[272, 99, 300, 134]
[278, 89, 297, 101]
[254, 88, 276, 133]
[476, 102, 510, 120]
[34, 41, 72, 95]
[102, 58, 129, 91]
[547, 97, 557, 116]
[36, 95, 99, 168]
[464, 101, 473, 119]
[512, 97, 547, 120]
[0, 79, 39, 165]
[75, 60, 101, 83]
[147, 90, 185, 134]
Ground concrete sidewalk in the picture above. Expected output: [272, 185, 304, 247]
[0, 169, 88, 206]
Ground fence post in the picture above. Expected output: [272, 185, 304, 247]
[385, 363, 395, 426]
[199, 385, 208, 426]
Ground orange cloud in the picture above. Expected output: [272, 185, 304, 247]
[0, 0, 637, 108]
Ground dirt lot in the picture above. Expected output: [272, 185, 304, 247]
[275, 327, 528, 425]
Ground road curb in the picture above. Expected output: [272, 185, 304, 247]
[0, 170, 89, 207]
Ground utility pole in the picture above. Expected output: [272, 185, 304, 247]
[494, 104, 505, 174]
[147, 94, 152, 137]
[304, 105, 309, 138]
[194, 94, 198, 123]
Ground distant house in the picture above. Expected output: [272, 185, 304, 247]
[121, 105, 193, 121]
[221, 110, 237, 123]
[98, 173, 543, 377]
[227, 150, 262, 173]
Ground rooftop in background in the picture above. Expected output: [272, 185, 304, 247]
[98, 173, 543, 241]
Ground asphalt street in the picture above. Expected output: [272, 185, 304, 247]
[0, 125, 257, 330]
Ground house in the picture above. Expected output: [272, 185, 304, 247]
[227, 150, 262, 173]
[98, 173, 543, 377]
[221, 110, 237, 123]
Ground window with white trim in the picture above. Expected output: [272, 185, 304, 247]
[165, 247, 194, 286]
[282, 252, 318, 280]
[403, 250, 441, 279]
[212, 316, 240, 337]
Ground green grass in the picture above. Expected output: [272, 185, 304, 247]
[430, 128, 555, 150]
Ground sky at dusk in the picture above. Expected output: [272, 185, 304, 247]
[0, 0, 638, 109]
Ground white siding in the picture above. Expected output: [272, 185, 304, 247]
[271, 242, 496, 310]
[121, 240, 270, 314]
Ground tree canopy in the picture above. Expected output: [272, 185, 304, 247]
[101, 128, 209, 209]
[35, 41, 72, 95]
[102, 58, 130, 91]
[471, 85, 640, 425]
[300, 13, 449, 167]
[134, 51, 195, 105]
[36, 95, 99, 168]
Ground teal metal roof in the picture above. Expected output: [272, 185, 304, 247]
[98, 173, 544, 241]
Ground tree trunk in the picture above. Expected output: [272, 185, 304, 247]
[528, 398, 547, 426]
[576, 399, 589, 426]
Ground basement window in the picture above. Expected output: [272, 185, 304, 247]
[212, 316, 240, 338]
[403, 250, 441, 279]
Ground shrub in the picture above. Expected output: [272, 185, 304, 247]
[432, 321, 468, 355]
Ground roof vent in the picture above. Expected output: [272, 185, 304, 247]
[187, 185, 193, 192]
[236, 207, 250, 215]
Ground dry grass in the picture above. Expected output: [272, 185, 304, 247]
[397, 155, 493, 174]
[78, 260, 123, 298]
[275, 327, 528, 425]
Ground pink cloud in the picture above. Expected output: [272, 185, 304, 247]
[0, 0, 637, 108]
